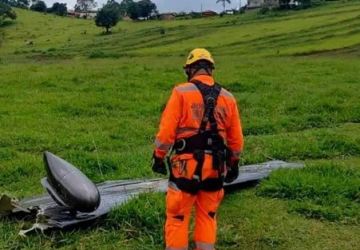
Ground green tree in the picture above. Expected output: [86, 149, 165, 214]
[95, 0, 121, 33]
[49, 2, 67, 16]
[0, 2, 16, 25]
[74, 0, 97, 12]
[119, 0, 133, 16]
[216, 0, 231, 13]
[137, 0, 156, 19]
[30, 0, 47, 12]
[119, 0, 139, 19]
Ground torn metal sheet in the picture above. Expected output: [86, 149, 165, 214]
[1, 154, 303, 235]
[17, 179, 168, 231]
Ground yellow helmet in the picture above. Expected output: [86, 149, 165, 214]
[184, 48, 215, 67]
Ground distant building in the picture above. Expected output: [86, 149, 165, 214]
[67, 10, 97, 19]
[122, 16, 132, 21]
[202, 10, 217, 17]
[159, 13, 176, 20]
[225, 9, 235, 15]
[247, 0, 280, 9]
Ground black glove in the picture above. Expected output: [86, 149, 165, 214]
[224, 158, 239, 183]
[151, 152, 167, 176]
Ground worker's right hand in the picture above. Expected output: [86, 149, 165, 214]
[151, 152, 167, 176]
[224, 157, 239, 183]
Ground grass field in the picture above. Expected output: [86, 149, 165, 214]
[0, 1, 360, 249]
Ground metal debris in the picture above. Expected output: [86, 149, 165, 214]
[0, 153, 303, 235]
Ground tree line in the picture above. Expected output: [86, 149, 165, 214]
[95, 0, 157, 33]
[0, 0, 157, 33]
[27, 0, 157, 21]
[0, 0, 68, 16]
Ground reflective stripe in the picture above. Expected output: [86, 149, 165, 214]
[168, 181, 180, 191]
[220, 88, 234, 99]
[195, 242, 214, 250]
[165, 247, 188, 250]
[176, 127, 198, 134]
[175, 84, 198, 93]
[155, 138, 172, 151]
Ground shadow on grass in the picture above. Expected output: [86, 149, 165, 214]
[0, 20, 15, 28]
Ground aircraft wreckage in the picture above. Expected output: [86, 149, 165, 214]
[0, 151, 303, 235]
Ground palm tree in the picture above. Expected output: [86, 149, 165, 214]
[216, 0, 231, 13]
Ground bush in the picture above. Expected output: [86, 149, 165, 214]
[48, 2, 67, 16]
[0, 2, 16, 24]
[159, 27, 165, 35]
[190, 11, 201, 19]
[258, 6, 270, 15]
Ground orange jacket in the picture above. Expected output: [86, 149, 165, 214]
[154, 75, 244, 159]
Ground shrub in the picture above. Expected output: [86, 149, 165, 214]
[159, 27, 165, 35]
[258, 6, 270, 15]
[48, 2, 67, 16]
[0, 2, 16, 24]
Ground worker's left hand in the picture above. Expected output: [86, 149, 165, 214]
[224, 158, 239, 183]
[151, 152, 167, 176]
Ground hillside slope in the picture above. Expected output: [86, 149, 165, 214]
[0, 2, 359, 249]
[1, 2, 360, 59]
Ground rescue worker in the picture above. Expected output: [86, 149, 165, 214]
[151, 48, 244, 250]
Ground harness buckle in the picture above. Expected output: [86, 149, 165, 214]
[177, 138, 186, 152]
[206, 96, 216, 108]
[193, 174, 200, 182]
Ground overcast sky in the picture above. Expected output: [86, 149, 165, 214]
[44, 0, 247, 13]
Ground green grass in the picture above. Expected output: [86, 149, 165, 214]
[257, 160, 360, 224]
[0, 1, 360, 249]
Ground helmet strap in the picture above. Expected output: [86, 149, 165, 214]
[185, 66, 213, 81]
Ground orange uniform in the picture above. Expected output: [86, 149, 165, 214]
[154, 74, 244, 250]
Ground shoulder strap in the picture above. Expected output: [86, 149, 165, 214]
[190, 80, 222, 134]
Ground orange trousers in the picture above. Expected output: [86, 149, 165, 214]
[165, 154, 224, 250]
[165, 188, 224, 250]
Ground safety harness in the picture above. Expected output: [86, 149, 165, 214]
[168, 80, 228, 194]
